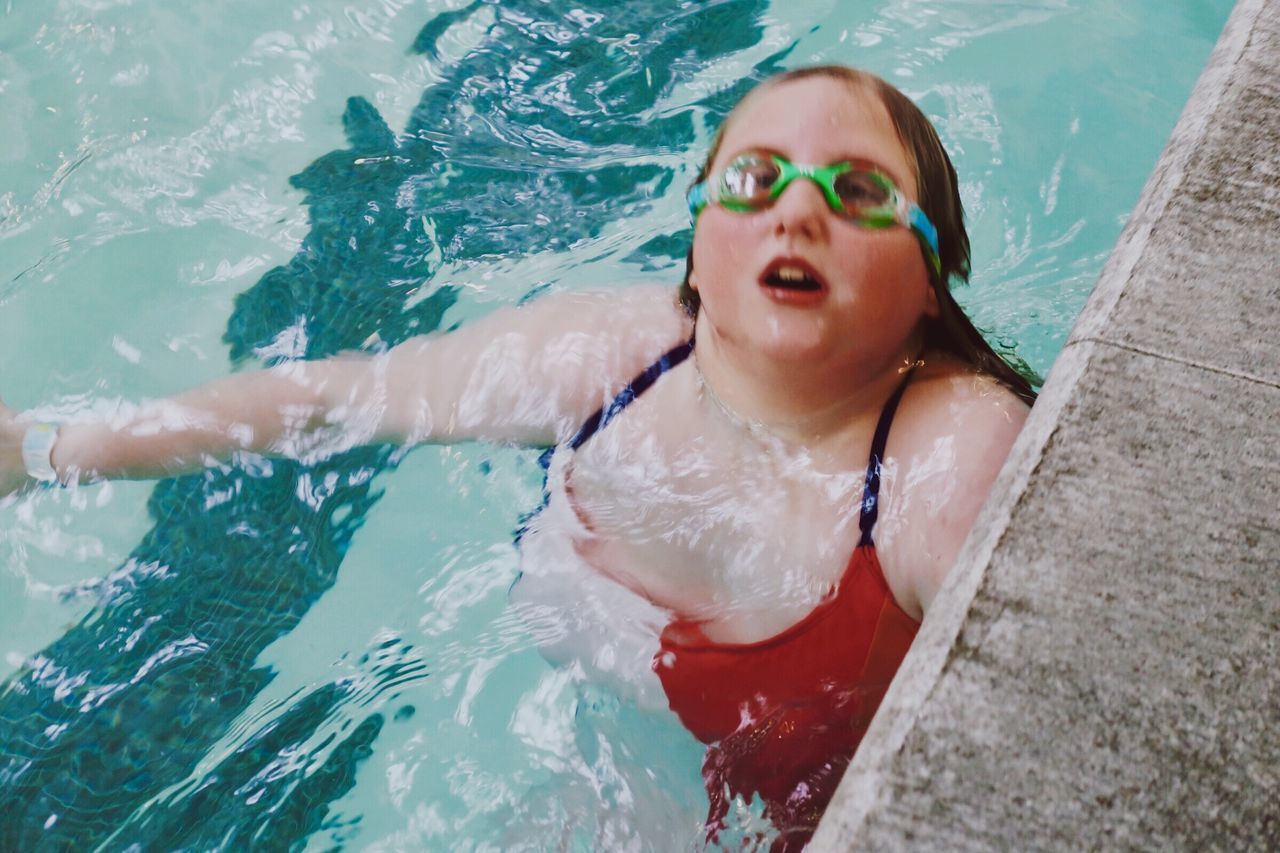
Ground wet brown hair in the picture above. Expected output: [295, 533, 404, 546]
[678, 65, 1038, 404]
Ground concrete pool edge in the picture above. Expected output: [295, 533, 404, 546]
[814, 0, 1279, 847]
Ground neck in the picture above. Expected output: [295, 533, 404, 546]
[693, 322, 923, 446]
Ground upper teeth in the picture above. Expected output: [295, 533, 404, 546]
[777, 265, 808, 281]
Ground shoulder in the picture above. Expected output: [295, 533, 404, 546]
[504, 284, 693, 434]
[539, 283, 693, 375]
[896, 357, 1030, 457]
[376, 283, 691, 446]
[879, 356, 1030, 618]
[517, 283, 691, 354]
[532, 282, 687, 321]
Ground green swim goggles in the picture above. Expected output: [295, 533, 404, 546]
[687, 152, 941, 276]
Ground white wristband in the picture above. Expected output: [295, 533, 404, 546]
[21, 422, 61, 484]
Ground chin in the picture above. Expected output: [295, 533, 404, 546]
[752, 331, 838, 365]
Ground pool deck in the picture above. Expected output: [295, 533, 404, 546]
[814, 0, 1280, 847]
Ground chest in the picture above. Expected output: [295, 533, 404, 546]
[557, 376, 875, 638]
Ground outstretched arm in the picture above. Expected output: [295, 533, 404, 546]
[1, 285, 689, 496]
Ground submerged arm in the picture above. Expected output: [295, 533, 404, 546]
[0, 285, 688, 495]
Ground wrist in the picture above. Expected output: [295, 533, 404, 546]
[21, 422, 62, 484]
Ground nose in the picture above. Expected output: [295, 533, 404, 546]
[769, 175, 830, 241]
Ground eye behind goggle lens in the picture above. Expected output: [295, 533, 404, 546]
[720, 155, 780, 205]
[833, 170, 893, 215]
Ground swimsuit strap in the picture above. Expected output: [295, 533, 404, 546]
[857, 370, 916, 548]
[567, 338, 695, 450]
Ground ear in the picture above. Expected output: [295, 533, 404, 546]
[688, 271, 699, 291]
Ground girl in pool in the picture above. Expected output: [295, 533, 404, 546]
[1, 66, 1032, 848]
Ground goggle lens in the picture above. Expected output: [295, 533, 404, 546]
[719, 155, 781, 206]
[830, 169, 894, 215]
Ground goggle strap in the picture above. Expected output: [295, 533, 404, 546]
[687, 183, 710, 219]
[905, 204, 941, 273]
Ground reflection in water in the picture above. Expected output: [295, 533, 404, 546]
[0, 1, 778, 848]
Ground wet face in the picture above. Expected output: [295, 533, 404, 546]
[690, 76, 938, 373]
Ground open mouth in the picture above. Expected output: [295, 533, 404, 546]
[760, 259, 825, 292]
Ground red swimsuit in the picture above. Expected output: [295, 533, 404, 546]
[655, 544, 918, 849]
[542, 340, 921, 850]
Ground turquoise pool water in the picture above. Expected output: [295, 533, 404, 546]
[0, 0, 1233, 848]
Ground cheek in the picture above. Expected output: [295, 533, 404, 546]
[835, 232, 935, 314]
[863, 229, 930, 282]
[691, 212, 753, 291]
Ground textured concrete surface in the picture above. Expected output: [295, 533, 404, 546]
[814, 0, 1280, 848]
